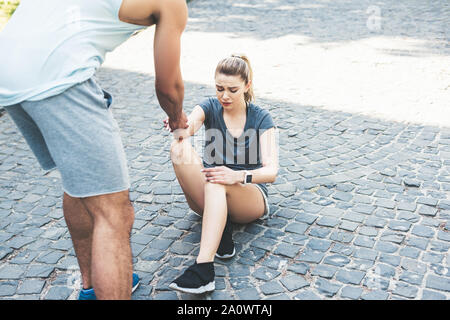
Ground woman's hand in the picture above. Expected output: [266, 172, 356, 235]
[201, 166, 244, 185]
[163, 114, 190, 141]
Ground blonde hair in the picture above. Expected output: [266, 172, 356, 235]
[215, 54, 254, 102]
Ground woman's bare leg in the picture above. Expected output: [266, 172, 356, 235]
[170, 138, 205, 215]
[196, 182, 227, 262]
[170, 138, 267, 263]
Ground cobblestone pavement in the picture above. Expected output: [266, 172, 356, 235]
[0, 0, 449, 300]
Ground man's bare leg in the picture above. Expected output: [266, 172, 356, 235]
[68, 190, 135, 299]
[63, 193, 94, 289]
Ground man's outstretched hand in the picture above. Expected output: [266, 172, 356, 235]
[164, 111, 190, 141]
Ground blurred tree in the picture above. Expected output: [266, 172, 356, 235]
[0, 0, 19, 30]
[0, 1, 20, 17]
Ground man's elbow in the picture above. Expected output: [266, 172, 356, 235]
[155, 80, 184, 99]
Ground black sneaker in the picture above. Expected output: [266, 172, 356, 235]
[215, 217, 235, 259]
[169, 262, 215, 294]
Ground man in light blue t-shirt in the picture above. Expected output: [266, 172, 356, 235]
[0, 0, 189, 299]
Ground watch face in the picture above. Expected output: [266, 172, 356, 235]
[245, 174, 252, 184]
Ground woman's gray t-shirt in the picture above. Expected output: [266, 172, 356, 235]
[198, 97, 275, 196]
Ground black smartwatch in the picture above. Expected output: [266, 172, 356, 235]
[244, 171, 253, 184]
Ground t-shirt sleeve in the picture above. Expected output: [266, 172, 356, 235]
[258, 109, 276, 134]
[198, 97, 214, 127]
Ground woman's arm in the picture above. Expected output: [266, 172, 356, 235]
[186, 105, 206, 138]
[241, 127, 279, 184]
[164, 104, 205, 139]
[202, 127, 279, 185]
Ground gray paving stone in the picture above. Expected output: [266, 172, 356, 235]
[0, 246, 13, 260]
[354, 236, 375, 248]
[336, 269, 366, 285]
[306, 238, 332, 252]
[5, 236, 35, 250]
[380, 231, 405, 244]
[273, 243, 301, 258]
[260, 255, 285, 270]
[340, 286, 363, 299]
[339, 220, 359, 232]
[393, 282, 419, 299]
[330, 243, 354, 256]
[418, 205, 438, 217]
[153, 291, 179, 300]
[228, 264, 251, 277]
[25, 265, 55, 278]
[365, 217, 387, 228]
[235, 287, 261, 300]
[250, 237, 277, 251]
[425, 275, 450, 292]
[330, 231, 354, 243]
[0, 265, 26, 279]
[294, 290, 321, 300]
[149, 239, 174, 251]
[411, 225, 435, 238]
[422, 252, 444, 264]
[437, 230, 450, 242]
[317, 216, 342, 229]
[397, 202, 417, 212]
[406, 237, 429, 250]
[287, 262, 310, 275]
[399, 271, 423, 286]
[375, 241, 399, 254]
[314, 278, 342, 297]
[17, 279, 46, 295]
[295, 212, 317, 225]
[361, 289, 389, 300]
[323, 254, 351, 267]
[421, 289, 447, 300]
[228, 277, 252, 291]
[388, 220, 412, 232]
[311, 265, 338, 279]
[353, 248, 378, 261]
[253, 267, 281, 281]
[401, 259, 427, 274]
[343, 212, 366, 223]
[280, 274, 309, 291]
[239, 247, 265, 262]
[430, 240, 450, 253]
[44, 286, 73, 300]
[285, 222, 309, 235]
[399, 247, 421, 259]
[353, 204, 376, 215]
[308, 227, 331, 238]
[296, 249, 325, 263]
[36, 251, 64, 264]
[0, 281, 18, 297]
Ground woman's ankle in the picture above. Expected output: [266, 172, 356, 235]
[196, 257, 214, 264]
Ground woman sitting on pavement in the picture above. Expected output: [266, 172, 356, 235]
[165, 54, 279, 294]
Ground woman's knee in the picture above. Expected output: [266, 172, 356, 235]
[170, 139, 186, 159]
[170, 138, 196, 165]
[204, 182, 226, 197]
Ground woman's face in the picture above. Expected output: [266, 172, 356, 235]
[215, 73, 249, 109]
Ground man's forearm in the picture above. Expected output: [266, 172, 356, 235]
[155, 81, 184, 120]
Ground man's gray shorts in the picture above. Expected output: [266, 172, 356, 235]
[4, 77, 130, 198]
